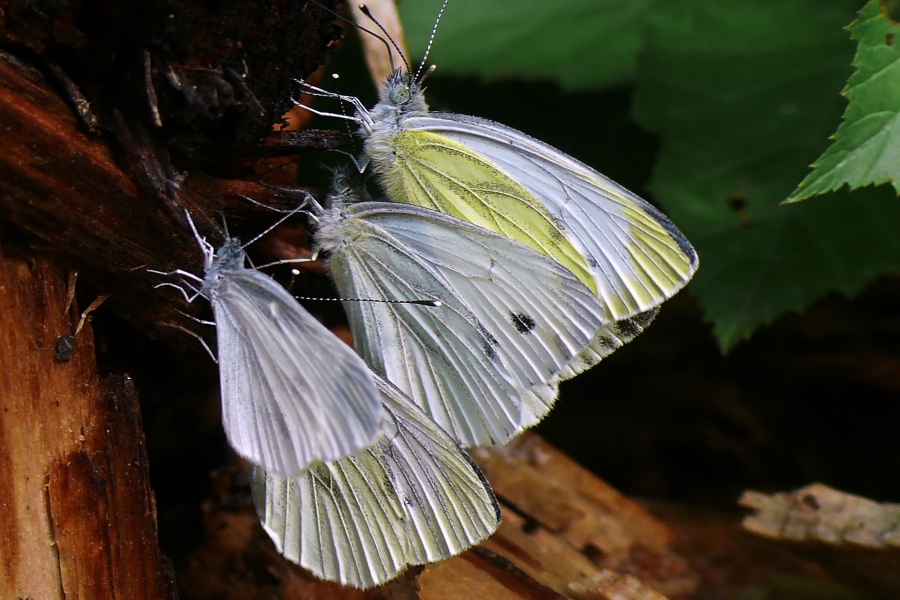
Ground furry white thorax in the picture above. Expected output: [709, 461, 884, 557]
[313, 170, 368, 256]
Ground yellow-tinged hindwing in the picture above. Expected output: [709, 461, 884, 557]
[382, 129, 597, 295]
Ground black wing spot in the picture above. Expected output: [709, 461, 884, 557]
[615, 318, 641, 338]
[598, 336, 617, 351]
[633, 307, 660, 326]
[477, 323, 500, 361]
[510, 312, 536, 334]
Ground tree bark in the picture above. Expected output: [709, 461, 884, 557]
[0, 247, 176, 599]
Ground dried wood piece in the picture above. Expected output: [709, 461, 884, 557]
[740, 484, 900, 547]
[0, 248, 174, 599]
[568, 571, 670, 600]
[472, 433, 698, 599]
[740, 484, 900, 597]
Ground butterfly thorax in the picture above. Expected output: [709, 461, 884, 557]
[203, 237, 245, 296]
[313, 205, 363, 257]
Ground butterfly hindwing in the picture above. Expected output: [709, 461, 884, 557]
[251, 377, 500, 589]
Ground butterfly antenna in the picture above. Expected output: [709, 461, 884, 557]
[333, 73, 362, 155]
[414, 0, 450, 83]
[182, 207, 216, 267]
[358, 3, 411, 75]
[241, 195, 314, 250]
[295, 295, 443, 307]
[307, 0, 397, 73]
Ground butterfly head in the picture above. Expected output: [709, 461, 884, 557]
[382, 69, 428, 115]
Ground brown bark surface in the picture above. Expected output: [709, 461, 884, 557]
[0, 248, 175, 599]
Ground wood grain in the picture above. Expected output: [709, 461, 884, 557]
[0, 248, 175, 599]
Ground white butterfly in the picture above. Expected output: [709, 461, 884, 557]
[310, 172, 608, 447]
[252, 375, 501, 589]
[300, 65, 696, 370]
[153, 212, 384, 476]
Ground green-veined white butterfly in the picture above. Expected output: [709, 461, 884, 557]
[309, 168, 609, 447]
[251, 374, 500, 589]
[300, 7, 697, 368]
[152, 210, 384, 476]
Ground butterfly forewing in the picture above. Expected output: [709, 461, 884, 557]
[212, 268, 383, 476]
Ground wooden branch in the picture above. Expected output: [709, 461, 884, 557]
[0, 247, 174, 599]
[740, 484, 900, 597]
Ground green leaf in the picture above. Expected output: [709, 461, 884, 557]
[691, 187, 900, 349]
[398, 0, 650, 90]
[634, 0, 900, 350]
[789, 0, 900, 201]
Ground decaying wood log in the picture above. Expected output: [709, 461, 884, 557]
[0, 5, 346, 598]
[0, 247, 176, 599]
[473, 434, 699, 599]
[740, 484, 900, 597]
[0, 48, 337, 340]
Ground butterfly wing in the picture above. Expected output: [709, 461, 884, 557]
[251, 377, 500, 589]
[325, 215, 528, 446]
[212, 268, 383, 476]
[394, 112, 698, 320]
[318, 202, 607, 446]
[554, 308, 660, 383]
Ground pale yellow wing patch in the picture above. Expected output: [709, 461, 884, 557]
[381, 130, 597, 296]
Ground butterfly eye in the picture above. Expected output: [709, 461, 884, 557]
[389, 85, 410, 105]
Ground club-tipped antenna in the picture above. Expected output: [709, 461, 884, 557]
[308, 0, 398, 74]
[332, 73, 361, 154]
[418, 64, 437, 85]
[414, 0, 451, 83]
[295, 295, 443, 307]
[358, 3, 411, 75]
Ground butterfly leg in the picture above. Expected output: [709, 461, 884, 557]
[157, 322, 217, 363]
[148, 268, 205, 285]
[153, 281, 203, 304]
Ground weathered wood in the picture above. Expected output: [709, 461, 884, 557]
[0, 49, 337, 341]
[472, 434, 699, 599]
[741, 484, 900, 597]
[0, 247, 175, 599]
